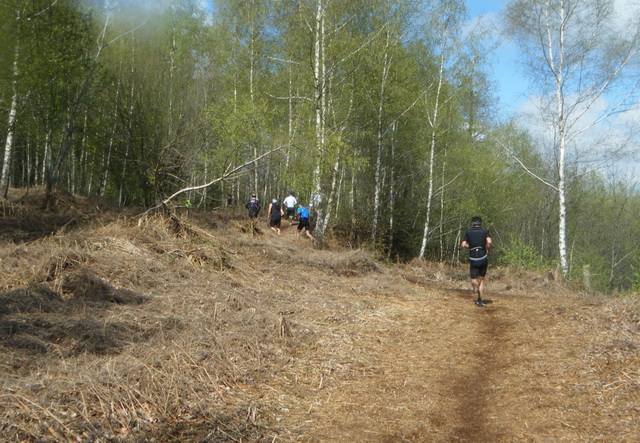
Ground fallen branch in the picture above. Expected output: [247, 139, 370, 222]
[141, 144, 289, 217]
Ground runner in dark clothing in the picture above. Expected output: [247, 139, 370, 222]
[461, 216, 493, 307]
[267, 199, 284, 235]
[245, 194, 261, 219]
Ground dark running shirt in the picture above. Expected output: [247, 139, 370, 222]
[245, 198, 260, 209]
[463, 227, 491, 259]
[270, 203, 281, 219]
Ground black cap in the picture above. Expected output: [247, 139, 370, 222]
[471, 216, 482, 225]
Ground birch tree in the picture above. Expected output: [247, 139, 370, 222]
[310, 0, 327, 243]
[0, 11, 20, 197]
[418, 0, 466, 260]
[505, 0, 640, 277]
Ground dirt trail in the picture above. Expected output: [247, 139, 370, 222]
[0, 205, 637, 442]
[268, 264, 635, 442]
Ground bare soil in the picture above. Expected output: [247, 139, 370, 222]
[0, 190, 638, 442]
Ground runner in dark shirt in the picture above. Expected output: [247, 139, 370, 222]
[267, 199, 284, 235]
[461, 216, 493, 307]
[245, 194, 260, 219]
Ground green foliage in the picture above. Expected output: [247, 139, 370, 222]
[0, 0, 638, 293]
[631, 266, 640, 293]
[497, 240, 553, 271]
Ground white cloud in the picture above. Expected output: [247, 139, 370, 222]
[514, 91, 640, 179]
[612, 0, 640, 28]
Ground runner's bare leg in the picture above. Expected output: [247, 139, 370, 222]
[477, 276, 485, 300]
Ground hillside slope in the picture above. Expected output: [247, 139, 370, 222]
[0, 191, 638, 441]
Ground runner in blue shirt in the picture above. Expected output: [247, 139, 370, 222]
[296, 203, 314, 240]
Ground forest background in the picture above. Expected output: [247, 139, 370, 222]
[1, 0, 640, 293]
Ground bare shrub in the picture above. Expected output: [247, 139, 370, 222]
[62, 270, 147, 305]
[0, 284, 63, 314]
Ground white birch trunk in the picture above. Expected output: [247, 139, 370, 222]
[438, 144, 448, 261]
[42, 131, 52, 186]
[372, 35, 391, 241]
[285, 65, 293, 171]
[556, 3, 569, 277]
[73, 111, 89, 194]
[387, 123, 397, 254]
[252, 144, 259, 193]
[547, 0, 569, 277]
[25, 139, 31, 189]
[335, 162, 344, 222]
[350, 169, 357, 242]
[101, 77, 121, 197]
[168, 32, 175, 137]
[312, 0, 326, 243]
[1, 39, 20, 196]
[418, 42, 446, 260]
[120, 39, 136, 205]
[322, 156, 340, 231]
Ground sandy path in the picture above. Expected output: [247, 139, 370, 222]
[271, 276, 631, 442]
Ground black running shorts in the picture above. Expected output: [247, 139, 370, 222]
[469, 257, 488, 279]
[297, 218, 310, 231]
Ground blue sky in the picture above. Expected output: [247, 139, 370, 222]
[467, 0, 640, 179]
[466, 0, 640, 120]
[464, 0, 528, 118]
[466, 0, 505, 14]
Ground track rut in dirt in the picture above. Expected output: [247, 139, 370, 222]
[270, 270, 635, 442]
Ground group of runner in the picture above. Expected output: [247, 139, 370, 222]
[247, 193, 491, 306]
[244, 192, 314, 240]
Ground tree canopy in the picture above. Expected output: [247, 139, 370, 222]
[1, 0, 639, 292]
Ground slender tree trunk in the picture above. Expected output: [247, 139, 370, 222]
[388, 123, 397, 256]
[372, 34, 392, 241]
[201, 162, 208, 207]
[1, 40, 20, 197]
[168, 32, 175, 138]
[120, 39, 136, 205]
[335, 162, 345, 223]
[42, 130, 52, 186]
[439, 143, 448, 261]
[418, 47, 446, 259]
[252, 144, 259, 192]
[553, 1, 568, 277]
[322, 155, 340, 231]
[285, 65, 293, 171]
[312, 0, 326, 243]
[118, 142, 130, 205]
[350, 169, 357, 243]
[100, 78, 121, 197]
[25, 139, 31, 189]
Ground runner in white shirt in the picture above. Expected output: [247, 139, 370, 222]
[282, 192, 298, 225]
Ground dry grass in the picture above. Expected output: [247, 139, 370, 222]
[0, 189, 638, 441]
